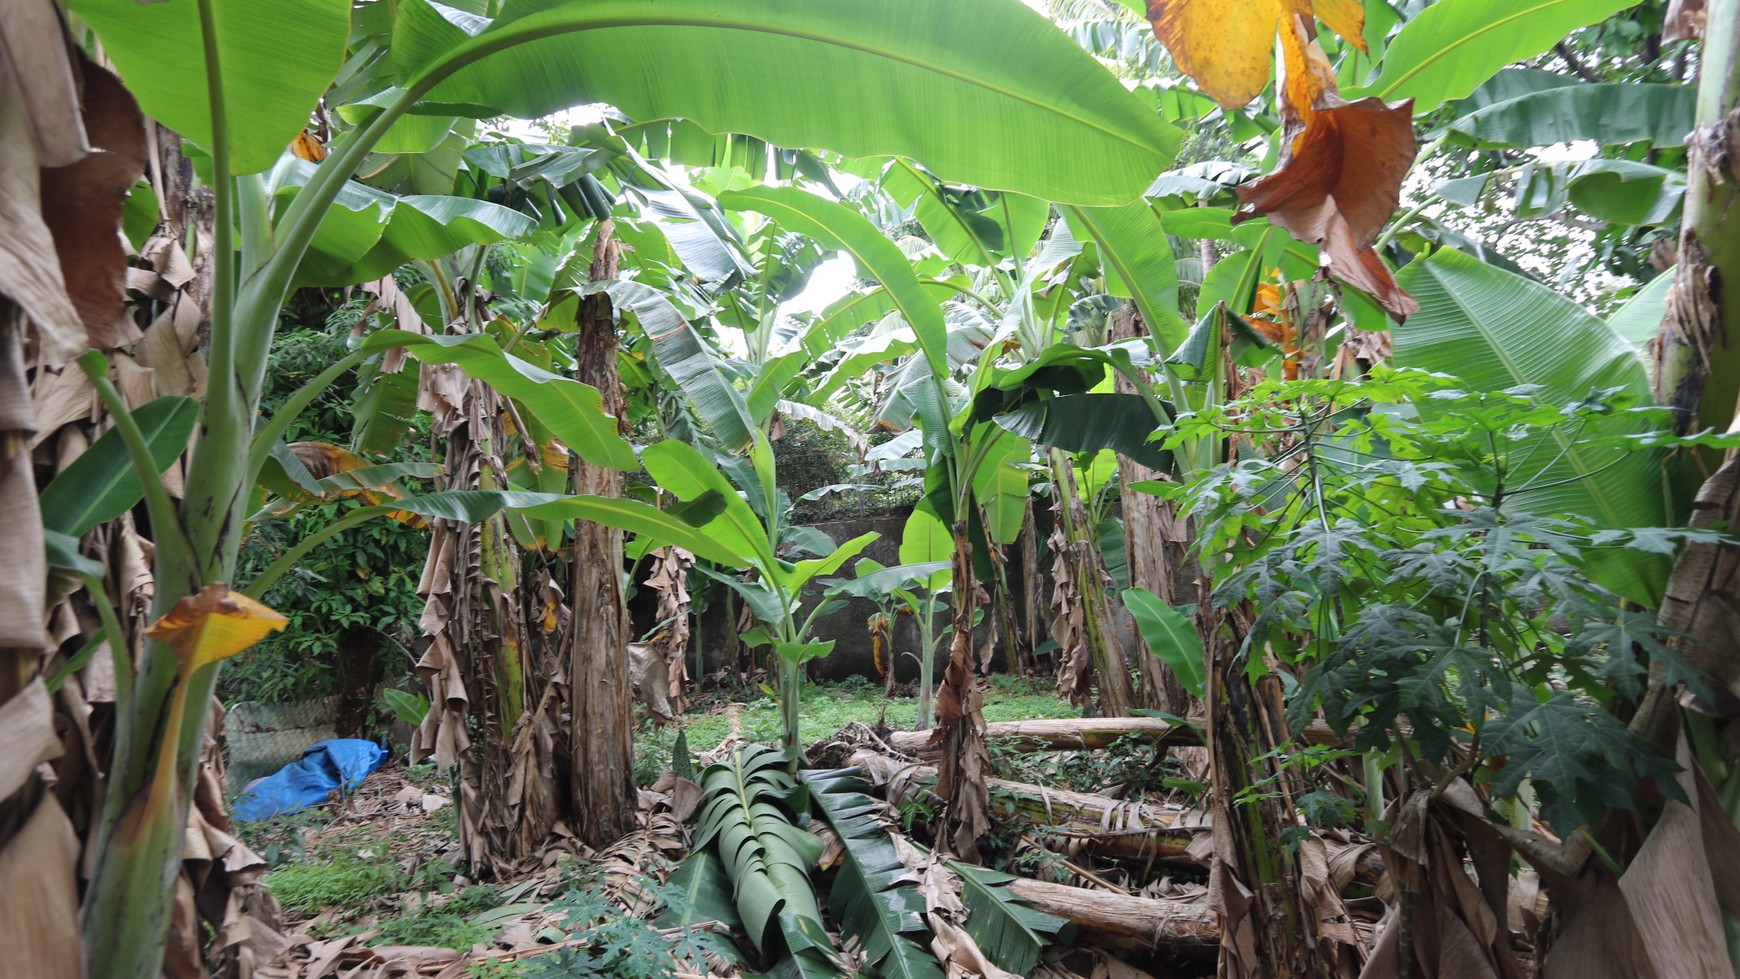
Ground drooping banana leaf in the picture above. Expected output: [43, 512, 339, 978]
[1359, 0, 1643, 114]
[350, 363, 423, 458]
[1605, 271, 1674, 349]
[387, 0, 1177, 207]
[576, 280, 755, 451]
[1124, 587, 1207, 699]
[1445, 82, 1695, 150]
[692, 746, 840, 976]
[1391, 246, 1677, 605]
[801, 768, 944, 979]
[360, 330, 636, 469]
[1062, 201, 1187, 352]
[949, 862, 1073, 976]
[657, 850, 744, 935]
[992, 394, 1171, 472]
[270, 157, 537, 286]
[619, 147, 753, 287]
[68, 0, 351, 174]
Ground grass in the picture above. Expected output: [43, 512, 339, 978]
[264, 850, 404, 916]
[634, 674, 1078, 784]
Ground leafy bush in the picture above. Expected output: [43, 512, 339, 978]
[222, 313, 432, 708]
[521, 883, 732, 979]
[373, 886, 502, 949]
[1171, 370, 1713, 833]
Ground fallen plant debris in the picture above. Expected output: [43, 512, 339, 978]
[241, 692, 1422, 979]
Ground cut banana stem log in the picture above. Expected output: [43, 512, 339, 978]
[853, 749, 1205, 865]
[1006, 876, 1219, 951]
[849, 749, 1384, 887]
[883, 716, 1345, 759]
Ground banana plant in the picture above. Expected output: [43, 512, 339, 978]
[634, 436, 877, 757]
[49, 0, 1181, 971]
[821, 517, 955, 727]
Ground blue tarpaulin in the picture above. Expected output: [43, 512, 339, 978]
[232, 738, 387, 821]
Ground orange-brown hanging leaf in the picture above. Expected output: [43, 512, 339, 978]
[280, 440, 429, 525]
[1243, 280, 1288, 342]
[291, 129, 327, 163]
[1244, 279, 1310, 379]
[147, 584, 287, 675]
[289, 441, 370, 482]
[1146, 0, 1365, 109]
[1234, 17, 1419, 320]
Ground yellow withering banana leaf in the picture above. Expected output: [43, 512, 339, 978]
[1146, 0, 1365, 109]
[146, 583, 287, 674]
[291, 129, 327, 162]
[1233, 15, 1419, 319]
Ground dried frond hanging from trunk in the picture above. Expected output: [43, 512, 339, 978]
[1049, 524, 1094, 709]
[643, 546, 694, 717]
[867, 609, 895, 695]
[1110, 306, 1196, 714]
[411, 376, 564, 877]
[1203, 605, 1365, 979]
[933, 525, 990, 861]
[1045, 453, 1135, 716]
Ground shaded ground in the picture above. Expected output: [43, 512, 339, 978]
[240, 678, 1244, 978]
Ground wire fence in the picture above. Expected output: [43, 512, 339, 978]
[224, 697, 340, 793]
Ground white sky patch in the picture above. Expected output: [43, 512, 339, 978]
[1532, 140, 1598, 163]
[780, 254, 859, 316]
[491, 104, 613, 142]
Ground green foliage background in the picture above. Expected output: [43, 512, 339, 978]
[221, 301, 431, 706]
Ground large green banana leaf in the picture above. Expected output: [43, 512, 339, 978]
[694, 746, 838, 975]
[881, 163, 1048, 271]
[241, 488, 746, 598]
[1391, 247, 1677, 605]
[1062, 202, 1188, 352]
[641, 439, 777, 570]
[75, 0, 1178, 201]
[1606, 271, 1674, 349]
[1360, 0, 1641, 113]
[1509, 159, 1686, 227]
[949, 862, 1072, 976]
[723, 187, 948, 378]
[68, 0, 351, 174]
[271, 159, 536, 285]
[360, 331, 637, 469]
[1446, 83, 1695, 150]
[1124, 587, 1206, 699]
[390, 0, 1177, 206]
[802, 768, 944, 979]
[993, 394, 1171, 472]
